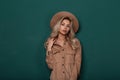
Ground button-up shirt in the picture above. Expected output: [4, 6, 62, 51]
[45, 38, 82, 80]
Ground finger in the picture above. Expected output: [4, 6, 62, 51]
[53, 38, 56, 42]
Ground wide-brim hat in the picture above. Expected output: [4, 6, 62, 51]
[50, 11, 79, 33]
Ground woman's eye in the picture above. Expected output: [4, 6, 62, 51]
[61, 23, 64, 26]
[67, 25, 70, 27]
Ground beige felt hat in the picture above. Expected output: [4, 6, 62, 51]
[50, 11, 79, 33]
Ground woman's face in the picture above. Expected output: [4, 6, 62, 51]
[59, 19, 71, 35]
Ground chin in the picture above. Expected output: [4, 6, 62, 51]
[60, 32, 67, 35]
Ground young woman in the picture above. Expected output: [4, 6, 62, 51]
[44, 11, 82, 80]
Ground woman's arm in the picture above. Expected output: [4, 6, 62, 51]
[70, 39, 82, 80]
[46, 50, 54, 70]
[45, 38, 55, 70]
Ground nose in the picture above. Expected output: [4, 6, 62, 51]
[64, 25, 67, 29]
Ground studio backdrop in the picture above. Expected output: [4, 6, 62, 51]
[0, 0, 120, 80]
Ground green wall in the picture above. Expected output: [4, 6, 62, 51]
[0, 0, 120, 80]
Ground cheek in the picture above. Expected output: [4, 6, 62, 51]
[67, 27, 70, 31]
[59, 25, 63, 31]
[60, 25, 64, 30]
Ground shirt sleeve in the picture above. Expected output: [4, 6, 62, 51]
[46, 50, 54, 70]
[45, 38, 55, 70]
[70, 39, 82, 80]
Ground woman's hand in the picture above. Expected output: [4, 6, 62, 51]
[47, 38, 55, 51]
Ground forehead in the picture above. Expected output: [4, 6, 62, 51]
[61, 19, 71, 24]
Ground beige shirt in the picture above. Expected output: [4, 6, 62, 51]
[45, 38, 82, 80]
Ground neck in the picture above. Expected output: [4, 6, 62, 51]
[57, 33, 66, 42]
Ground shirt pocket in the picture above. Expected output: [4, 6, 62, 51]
[52, 46, 61, 55]
[52, 49, 60, 54]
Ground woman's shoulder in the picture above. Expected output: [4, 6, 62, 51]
[73, 38, 81, 44]
[72, 38, 81, 48]
[45, 37, 56, 45]
[44, 37, 53, 48]
[46, 37, 54, 42]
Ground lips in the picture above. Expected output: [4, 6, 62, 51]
[62, 30, 67, 32]
[60, 29, 68, 35]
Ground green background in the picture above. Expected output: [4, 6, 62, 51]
[0, 0, 120, 80]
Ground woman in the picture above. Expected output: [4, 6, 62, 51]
[44, 11, 82, 80]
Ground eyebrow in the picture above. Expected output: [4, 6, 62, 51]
[62, 21, 70, 25]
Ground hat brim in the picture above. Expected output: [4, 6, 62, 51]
[50, 11, 79, 33]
